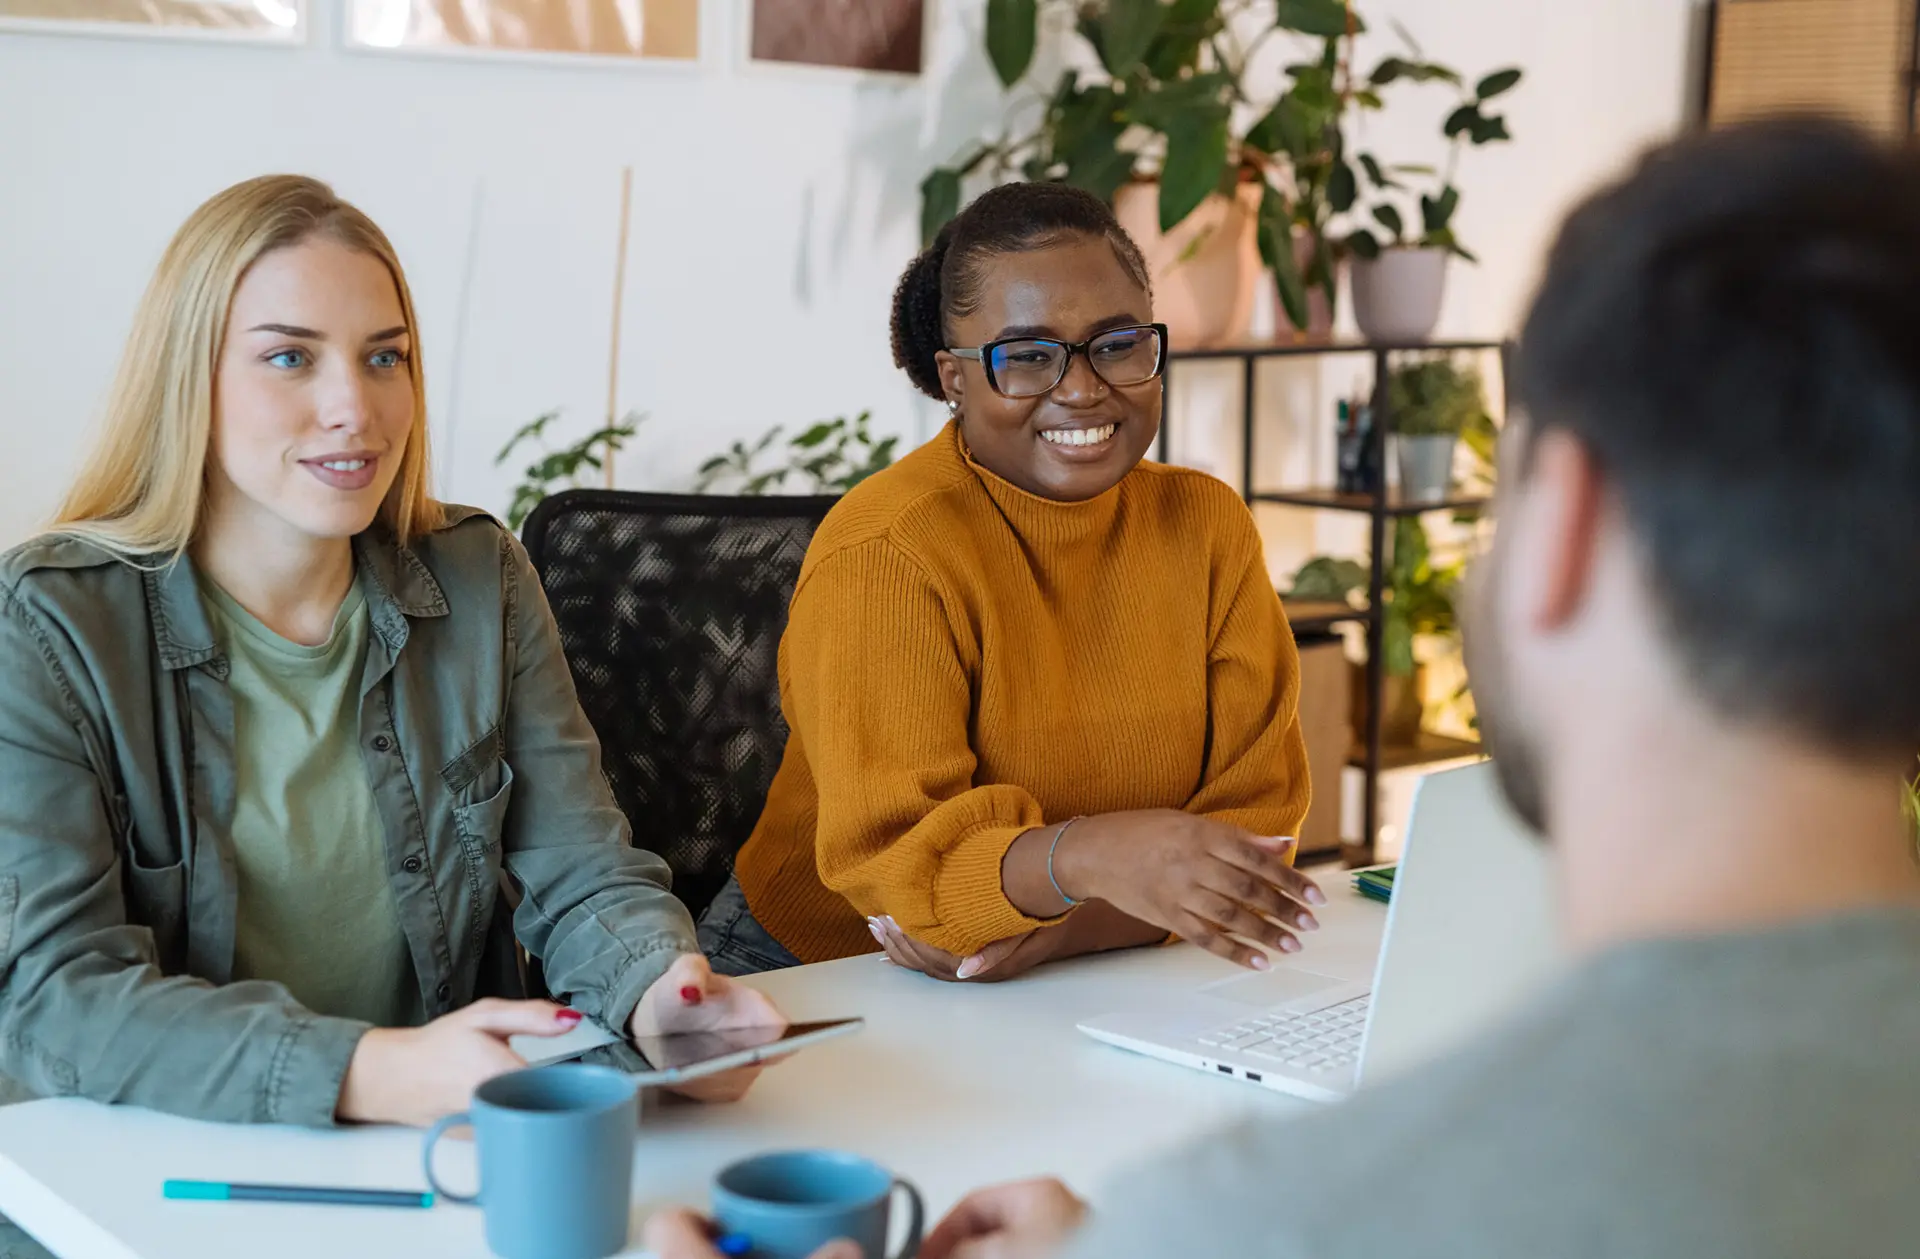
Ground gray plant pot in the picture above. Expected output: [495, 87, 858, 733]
[1394, 433, 1458, 503]
[1352, 247, 1449, 344]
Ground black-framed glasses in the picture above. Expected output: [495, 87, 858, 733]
[948, 323, 1168, 399]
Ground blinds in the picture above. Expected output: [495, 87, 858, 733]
[1709, 0, 1917, 134]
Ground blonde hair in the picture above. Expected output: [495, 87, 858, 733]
[52, 174, 442, 557]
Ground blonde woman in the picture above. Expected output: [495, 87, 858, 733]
[0, 176, 782, 1136]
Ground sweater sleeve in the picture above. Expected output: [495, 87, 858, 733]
[1184, 517, 1313, 841]
[781, 540, 1058, 956]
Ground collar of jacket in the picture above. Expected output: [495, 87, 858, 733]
[141, 524, 453, 672]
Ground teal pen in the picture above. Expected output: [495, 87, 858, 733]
[163, 1179, 434, 1209]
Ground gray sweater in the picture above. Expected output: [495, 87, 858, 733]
[1070, 907, 1920, 1259]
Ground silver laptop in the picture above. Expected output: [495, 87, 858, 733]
[1077, 762, 1560, 1102]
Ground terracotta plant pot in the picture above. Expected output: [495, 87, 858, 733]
[1113, 179, 1262, 350]
[1350, 660, 1428, 748]
[1278, 228, 1337, 341]
[1352, 247, 1449, 344]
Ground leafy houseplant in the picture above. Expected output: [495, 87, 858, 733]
[496, 411, 643, 530]
[1906, 764, 1919, 848]
[1343, 42, 1521, 342]
[1288, 518, 1465, 743]
[929, 3, 1521, 338]
[694, 412, 899, 497]
[1387, 356, 1488, 501]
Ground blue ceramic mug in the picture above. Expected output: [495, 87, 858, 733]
[712, 1150, 924, 1259]
[423, 1064, 638, 1259]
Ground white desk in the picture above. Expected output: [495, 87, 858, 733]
[0, 883, 1385, 1259]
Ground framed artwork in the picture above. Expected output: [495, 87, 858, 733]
[347, 0, 697, 63]
[749, 0, 923, 76]
[0, 0, 305, 42]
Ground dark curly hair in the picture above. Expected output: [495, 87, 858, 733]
[889, 182, 1152, 401]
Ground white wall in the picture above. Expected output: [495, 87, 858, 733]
[0, 0, 1698, 547]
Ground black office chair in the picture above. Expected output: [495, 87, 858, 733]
[521, 489, 837, 923]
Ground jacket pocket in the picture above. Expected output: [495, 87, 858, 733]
[121, 856, 187, 968]
[452, 762, 514, 859]
[452, 763, 514, 963]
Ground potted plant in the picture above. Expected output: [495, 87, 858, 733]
[1388, 356, 1488, 502]
[1248, 33, 1456, 339]
[923, 0, 1364, 347]
[495, 410, 643, 530]
[1287, 518, 1462, 744]
[694, 412, 898, 495]
[1343, 48, 1522, 342]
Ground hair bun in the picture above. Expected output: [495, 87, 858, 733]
[890, 237, 949, 401]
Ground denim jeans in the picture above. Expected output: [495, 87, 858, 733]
[697, 877, 804, 977]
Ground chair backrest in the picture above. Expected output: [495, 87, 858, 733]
[522, 489, 837, 921]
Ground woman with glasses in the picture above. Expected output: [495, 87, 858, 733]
[698, 182, 1322, 983]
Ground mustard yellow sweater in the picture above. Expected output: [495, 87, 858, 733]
[734, 423, 1312, 963]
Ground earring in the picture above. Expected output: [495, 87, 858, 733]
[946, 399, 960, 417]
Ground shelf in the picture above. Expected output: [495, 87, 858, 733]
[1252, 487, 1491, 516]
[1349, 731, 1484, 772]
[1168, 337, 1508, 363]
[1280, 597, 1372, 635]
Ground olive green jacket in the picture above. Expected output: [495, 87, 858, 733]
[0, 506, 697, 1126]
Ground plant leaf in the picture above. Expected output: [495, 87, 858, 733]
[1347, 228, 1381, 260]
[1359, 153, 1394, 189]
[1245, 94, 1311, 158]
[1327, 159, 1358, 213]
[1469, 114, 1512, 145]
[1443, 104, 1481, 139]
[1475, 67, 1522, 101]
[1368, 55, 1405, 86]
[1392, 162, 1438, 176]
[1373, 203, 1404, 238]
[1157, 104, 1231, 232]
[1273, 0, 1359, 38]
[1099, 0, 1165, 78]
[985, 0, 1038, 87]
[496, 410, 560, 463]
[1262, 186, 1311, 334]
[920, 168, 961, 247]
[792, 421, 838, 448]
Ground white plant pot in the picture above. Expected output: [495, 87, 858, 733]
[1352, 247, 1449, 344]
[1393, 433, 1458, 503]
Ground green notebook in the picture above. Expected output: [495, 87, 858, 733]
[1351, 865, 1397, 904]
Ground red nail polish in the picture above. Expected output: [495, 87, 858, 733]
[556, 1009, 582, 1024]
[680, 985, 704, 1005]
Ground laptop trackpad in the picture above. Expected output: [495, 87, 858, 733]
[1202, 968, 1346, 1007]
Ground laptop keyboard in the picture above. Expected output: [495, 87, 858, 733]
[1196, 995, 1371, 1073]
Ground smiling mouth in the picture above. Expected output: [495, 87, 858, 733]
[1039, 423, 1118, 449]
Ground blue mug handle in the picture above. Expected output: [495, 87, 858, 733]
[422, 1111, 480, 1205]
[889, 1179, 924, 1259]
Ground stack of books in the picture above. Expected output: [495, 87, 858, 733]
[1351, 865, 1396, 905]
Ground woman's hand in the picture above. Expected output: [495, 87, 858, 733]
[630, 954, 787, 1103]
[336, 998, 582, 1126]
[642, 1179, 1085, 1259]
[645, 1208, 859, 1259]
[868, 915, 1066, 983]
[918, 1179, 1088, 1259]
[1051, 810, 1326, 970]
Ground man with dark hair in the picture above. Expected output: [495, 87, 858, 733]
[651, 116, 1920, 1259]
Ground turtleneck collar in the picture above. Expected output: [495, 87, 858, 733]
[949, 420, 1130, 551]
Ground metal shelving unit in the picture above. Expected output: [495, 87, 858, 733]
[1160, 337, 1511, 864]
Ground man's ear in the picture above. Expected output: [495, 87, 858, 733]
[1527, 429, 1607, 632]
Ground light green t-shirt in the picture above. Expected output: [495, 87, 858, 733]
[198, 576, 422, 1028]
